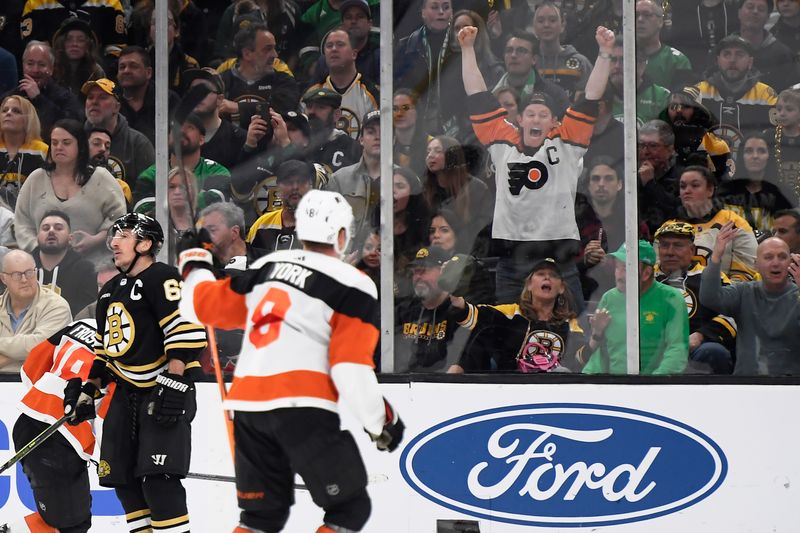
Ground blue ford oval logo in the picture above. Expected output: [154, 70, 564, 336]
[400, 403, 727, 527]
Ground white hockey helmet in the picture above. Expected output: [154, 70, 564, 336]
[295, 189, 354, 256]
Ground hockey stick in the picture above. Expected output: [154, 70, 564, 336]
[184, 471, 389, 490]
[172, 84, 237, 461]
[0, 415, 69, 474]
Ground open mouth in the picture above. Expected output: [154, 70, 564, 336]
[529, 127, 543, 136]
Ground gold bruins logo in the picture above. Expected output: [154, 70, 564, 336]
[254, 174, 282, 215]
[565, 57, 580, 70]
[682, 288, 697, 318]
[523, 330, 564, 358]
[97, 460, 111, 477]
[335, 107, 361, 139]
[104, 302, 135, 357]
[710, 124, 743, 170]
[105, 155, 126, 182]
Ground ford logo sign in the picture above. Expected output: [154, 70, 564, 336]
[400, 404, 727, 527]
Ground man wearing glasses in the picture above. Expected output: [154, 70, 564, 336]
[0, 249, 71, 373]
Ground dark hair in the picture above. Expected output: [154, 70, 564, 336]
[430, 207, 468, 253]
[774, 208, 800, 231]
[44, 118, 93, 185]
[88, 126, 113, 139]
[321, 26, 356, 49]
[52, 24, 101, 91]
[735, 132, 775, 179]
[506, 30, 538, 55]
[424, 136, 473, 223]
[681, 164, 717, 190]
[118, 45, 151, 68]
[519, 269, 576, 322]
[234, 22, 270, 57]
[394, 88, 419, 104]
[39, 209, 71, 228]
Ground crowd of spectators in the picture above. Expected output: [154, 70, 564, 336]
[0, 0, 799, 378]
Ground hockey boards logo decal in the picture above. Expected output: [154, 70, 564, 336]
[400, 403, 727, 527]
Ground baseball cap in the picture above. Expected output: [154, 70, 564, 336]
[609, 240, 657, 266]
[302, 86, 342, 108]
[81, 78, 119, 100]
[529, 257, 563, 278]
[654, 221, 696, 240]
[182, 113, 206, 136]
[276, 159, 314, 183]
[340, 0, 371, 17]
[410, 246, 450, 268]
[526, 91, 561, 117]
[183, 67, 225, 94]
[282, 110, 310, 137]
[715, 35, 754, 56]
[361, 110, 380, 134]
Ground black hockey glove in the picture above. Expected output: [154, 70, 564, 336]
[369, 398, 405, 452]
[148, 373, 193, 426]
[176, 228, 217, 279]
[63, 378, 100, 426]
[437, 254, 476, 297]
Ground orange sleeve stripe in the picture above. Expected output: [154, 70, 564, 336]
[193, 278, 249, 330]
[557, 110, 595, 146]
[21, 342, 55, 386]
[329, 312, 378, 368]
[472, 116, 521, 146]
[21, 392, 94, 453]
[227, 371, 339, 403]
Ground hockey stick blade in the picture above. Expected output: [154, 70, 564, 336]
[185, 471, 389, 490]
[0, 415, 69, 474]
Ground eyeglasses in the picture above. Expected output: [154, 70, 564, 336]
[393, 104, 413, 113]
[505, 46, 533, 55]
[637, 142, 666, 150]
[2, 268, 37, 281]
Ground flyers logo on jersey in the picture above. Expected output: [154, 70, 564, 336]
[507, 161, 550, 195]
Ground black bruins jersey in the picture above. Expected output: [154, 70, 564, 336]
[91, 262, 207, 388]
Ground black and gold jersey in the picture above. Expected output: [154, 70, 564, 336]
[92, 262, 207, 388]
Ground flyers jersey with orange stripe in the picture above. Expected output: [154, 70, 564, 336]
[19, 319, 98, 460]
[469, 91, 597, 242]
[91, 262, 208, 389]
[180, 248, 387, 435]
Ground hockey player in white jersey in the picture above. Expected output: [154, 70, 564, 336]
[177, 189, 404, 533]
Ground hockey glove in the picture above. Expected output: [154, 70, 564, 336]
[149, 373, 193, 426]
[369, 398, 405, 452]
[437, 254, 476, 297]
[176, 228, 217, 279]
[63, 379, 100, 426]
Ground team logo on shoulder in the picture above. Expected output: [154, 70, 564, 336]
[566, 57, 580, 70]
[97, 460, 111, 477]
[254, 174, 282, 215]
[105, 156, 126, 182]
[335, 106, 361, 139]
[104, 302, 135, 356]
[682, 288, 697, 318]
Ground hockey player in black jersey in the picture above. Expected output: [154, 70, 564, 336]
[64, 213, 207, 533]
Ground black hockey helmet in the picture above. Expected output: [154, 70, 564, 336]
[107, 213, 164, 256]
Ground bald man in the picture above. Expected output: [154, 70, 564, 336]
[0, 249, 71, 373]
[701, 225, 800, 375]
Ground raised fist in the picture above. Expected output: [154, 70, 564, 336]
[458, 26, 478, 48]
[595, 26, 615, 52]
